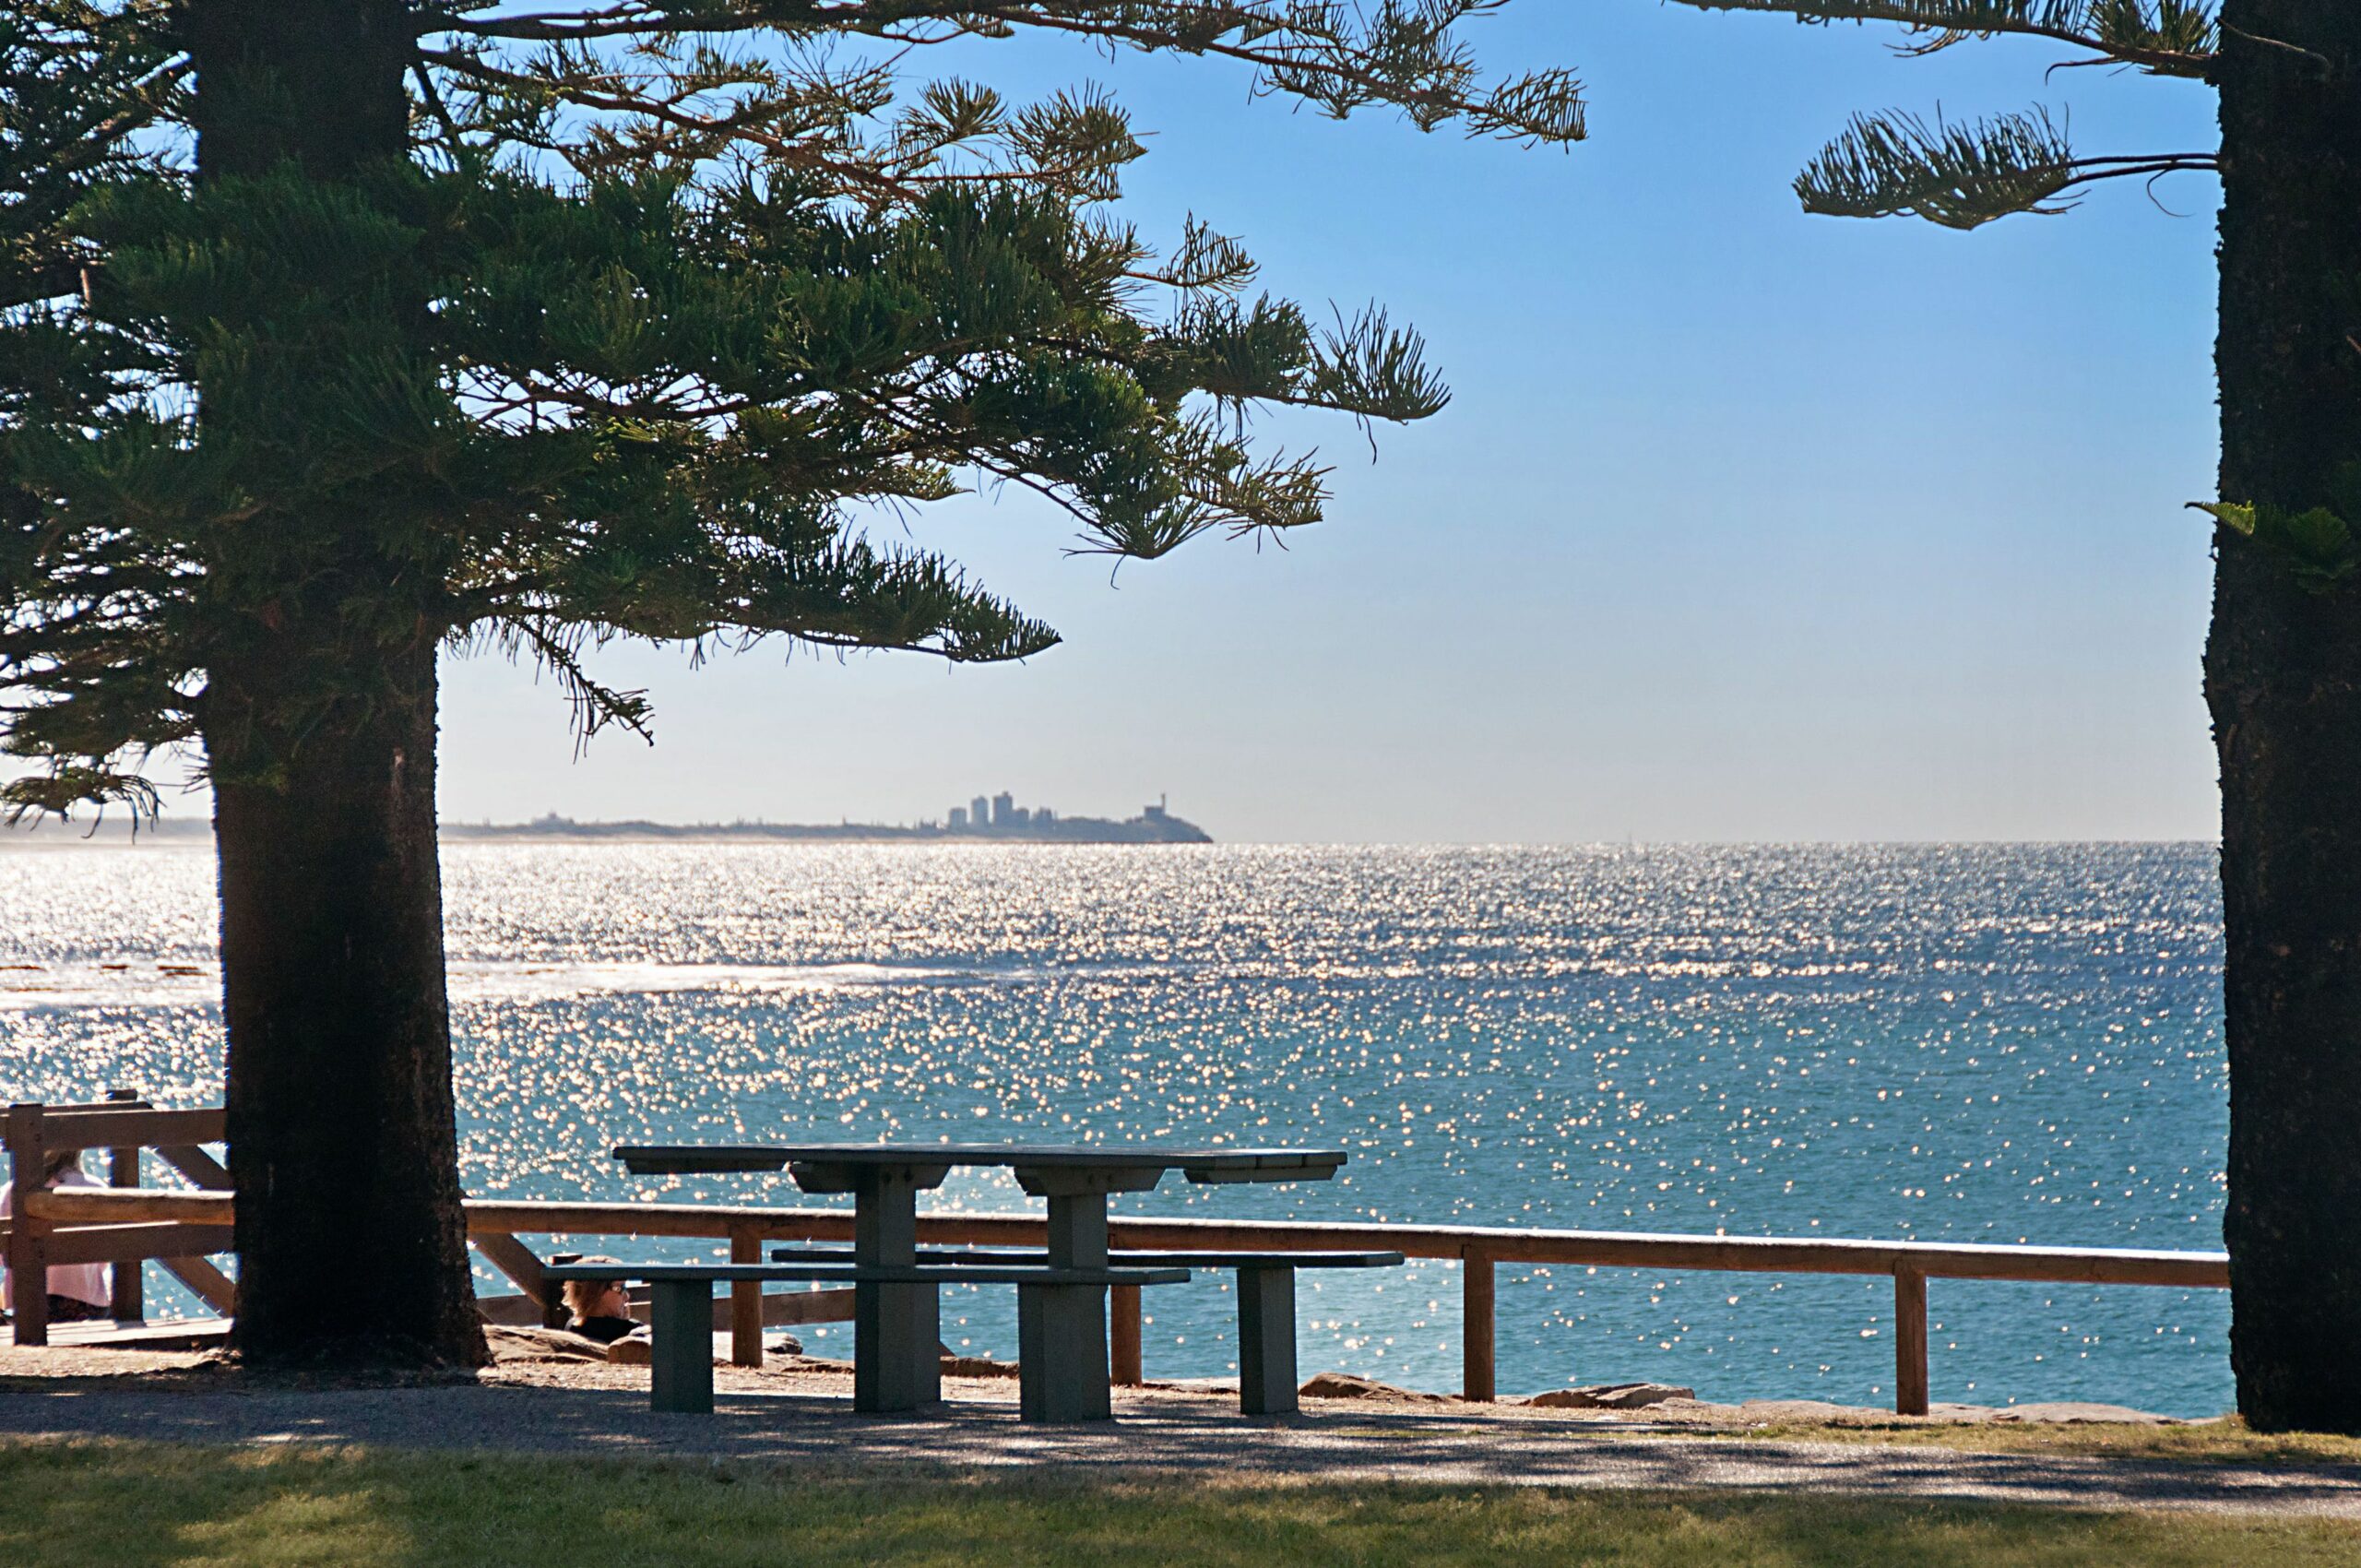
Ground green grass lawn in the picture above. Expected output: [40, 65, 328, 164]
[5, 1439, 2359, 1568]
[1709, 1417, 2361, 1469]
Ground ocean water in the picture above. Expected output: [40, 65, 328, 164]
[0, 841, 2230, 1414]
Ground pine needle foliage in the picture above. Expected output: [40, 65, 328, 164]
[1668, 0, 2216, 75]
[1667, 0, 2219, 230]
[0, 1, 1585, 817]
[1797, 107, 2077, 228]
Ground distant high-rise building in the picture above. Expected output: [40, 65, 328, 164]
[991, 791, 1014, 827]
[1037, 807, 1055, 826]
[947, 806, 968, 831]
[971, 795, 990, 828]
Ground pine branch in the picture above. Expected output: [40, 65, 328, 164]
[1798, 107, 2214, 229]
[1, 1, 189, 309]
[424, 1, 1588, 146]
[1129, 216, 1257, 292]
[475, 614, 656, 749]
[0, 759, 161, 825]
[1304, 303, 1449, 422]
[1662, 0, 2217, 77]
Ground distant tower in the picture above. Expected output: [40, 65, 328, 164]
[947, 806, 968, 831]
[991, 791, 1014, 828]
[1143, 792, 1169, 823]
[971, 795, 990, 828]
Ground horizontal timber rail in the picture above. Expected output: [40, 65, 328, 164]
[24, 1186, 2228, 1414]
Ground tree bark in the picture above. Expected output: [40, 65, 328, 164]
[209, 642, 482, 1365]
[2207, 3, 2361, 1432]
[188, 0, 485, 1365]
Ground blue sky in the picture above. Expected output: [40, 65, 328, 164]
[429, 12, 2221, 840]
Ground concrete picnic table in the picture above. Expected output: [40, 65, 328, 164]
[611, 1143, 1347, 1419]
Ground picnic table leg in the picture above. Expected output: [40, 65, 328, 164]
[649, 1278, 715, 1415]
[1235, 1265, 1299, 1416]
[1018, 1278, 1112, 1422]
[1042, 1191, 1109, 1269]
[853, 1168, 940, 1412]
[1017, 1192, 1113, 1422]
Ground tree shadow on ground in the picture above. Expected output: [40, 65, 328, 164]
[7, 1376, 2361, 1519]
[6, 1440, 2361, 1568]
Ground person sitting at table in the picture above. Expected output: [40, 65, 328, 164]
[561, 1260, 644, 1345]
[1, 1149, 112, 1326]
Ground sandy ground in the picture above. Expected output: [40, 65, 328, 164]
[2, 1341, 2355, 1518]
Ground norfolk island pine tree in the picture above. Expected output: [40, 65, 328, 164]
[1644, 1, 2358, 1432]
[0, 2, 1584, 1366]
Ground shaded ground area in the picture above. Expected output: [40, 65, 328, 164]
[6, 1441, 2361, 1568]
[0, 1349, 2356, 1519]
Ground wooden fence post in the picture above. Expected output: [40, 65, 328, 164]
[729, 1225, 762, 1368]
[1893, 1264, 1929, 1417]
[1462, 1250, 1495, 1403]
[106, 1088, 143, 1322]
[1110, 1284, 1144, 1386]
[5, 1104, 49, 1346]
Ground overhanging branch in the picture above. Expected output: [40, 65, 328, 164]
[1661, 0, 2217, 79]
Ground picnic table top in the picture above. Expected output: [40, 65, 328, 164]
[611, 1143, 1346, 1180]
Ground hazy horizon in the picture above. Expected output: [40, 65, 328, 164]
[0, 814, 2226, 849]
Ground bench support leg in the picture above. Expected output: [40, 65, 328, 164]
[854, 1279, 940, 1413]
[853, 1170, 940, 1413]
[1018, 1282, 1111, 1422]
[1017, 1189, 1115, 1423]
[1236, 1265, 1299, 1416]
[649, 1279, 715, 1415]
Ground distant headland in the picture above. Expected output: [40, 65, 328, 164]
[438, 791, 1214, 845]
[4, 792, 1212, 845]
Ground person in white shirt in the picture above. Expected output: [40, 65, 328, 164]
[2, 1149, 112, 1324]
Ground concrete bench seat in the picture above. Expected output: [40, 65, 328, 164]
[768, 1245, 1407, 1414]
[542, 1260, 1188, 1418]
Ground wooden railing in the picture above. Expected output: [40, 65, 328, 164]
[24, 1184, 2229, 1414]
[2, 1096, 239, 1345]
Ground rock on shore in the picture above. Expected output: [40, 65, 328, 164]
[1521, 1384, 1695, 1410]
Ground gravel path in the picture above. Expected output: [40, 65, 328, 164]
[3, 1366, 2358, 1518]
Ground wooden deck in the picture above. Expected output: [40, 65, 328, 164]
[2, 1315, 231, 1351]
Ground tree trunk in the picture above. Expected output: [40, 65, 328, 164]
[188, 0, 485, 1365]
[209, 642, 482, 1365]
[2207, 4, 2361, 1432]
